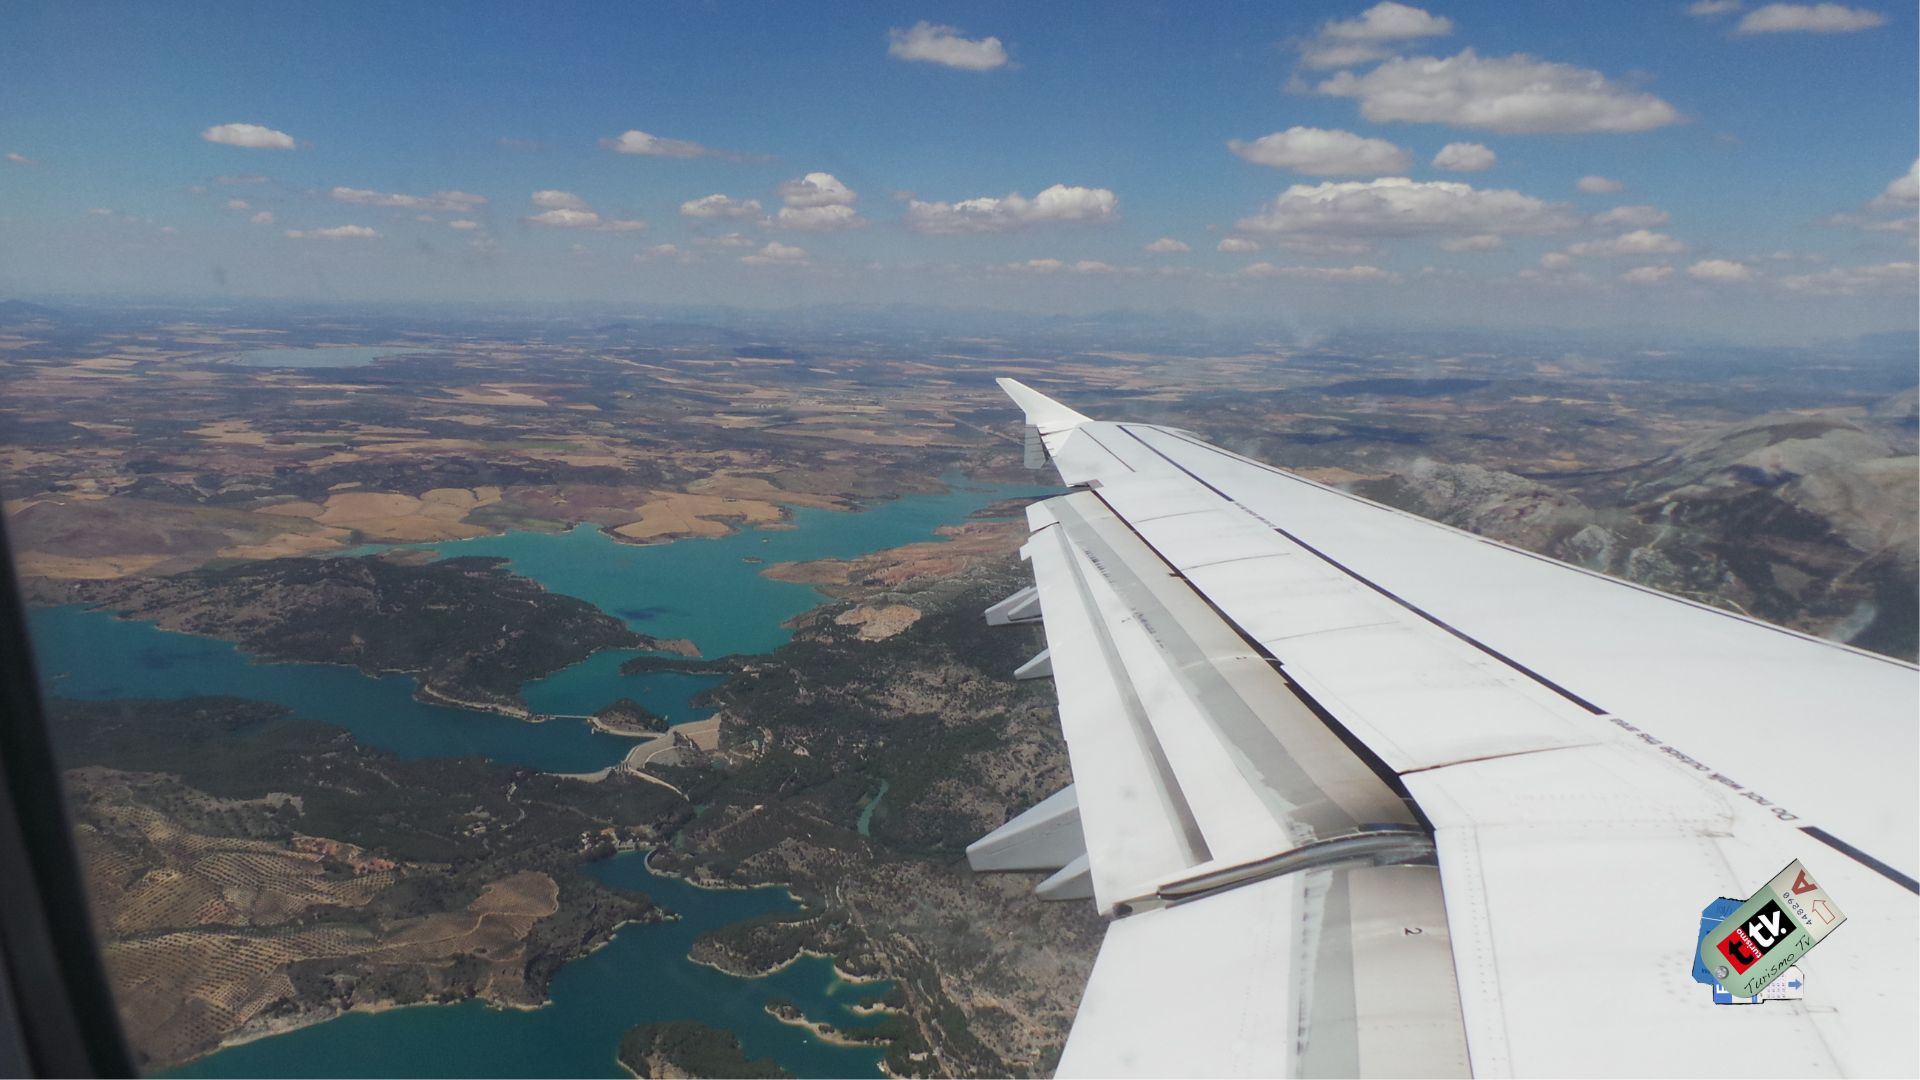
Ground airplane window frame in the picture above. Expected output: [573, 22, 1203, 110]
[0, 512, 136, 1078]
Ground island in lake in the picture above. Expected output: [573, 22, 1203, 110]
[619, 1020, 789, 1079]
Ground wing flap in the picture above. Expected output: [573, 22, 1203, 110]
[1017, 490, 1424, 912]
[1023, 510, 1204, 907]
[1058, 865, 1470, 1078]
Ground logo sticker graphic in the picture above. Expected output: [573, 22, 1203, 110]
[1716, 898, 1792, 974]
[1696, 859, 1846, 1000]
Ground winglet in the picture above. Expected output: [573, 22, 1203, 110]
[997, 378, 1092, 433]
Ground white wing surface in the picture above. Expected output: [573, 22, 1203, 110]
[969, 379, 1918, 1078]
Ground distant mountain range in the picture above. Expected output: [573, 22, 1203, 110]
[0, 299, 64, 323]
[1355, 397, 1919, 660]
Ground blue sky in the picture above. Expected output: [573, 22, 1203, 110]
[2, 1, 1914, 340]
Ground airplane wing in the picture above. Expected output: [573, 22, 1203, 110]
[969, 378, 1918, 1077]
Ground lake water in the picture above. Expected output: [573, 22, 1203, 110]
[31, 477, 1054, 772]
[381, 475, 1055, 658]
[169, 854, 895, 1079]
[856, 780, 890, 838]
[30, 604, 645, 772]
[223, 346, 431, 368]
[33, 475, 1055, 1076]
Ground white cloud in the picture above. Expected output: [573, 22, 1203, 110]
[741, 241, 808, 265]
[887, 22, 1008, 70]
[87, 208, 114, 216]
[1870, 159, 1919, 209]
[524, 192, 644, 232]
[600, 129, 721, 158]
[4, 151, 35, 165]
[777, 172, 857, 208]
[776, 204, 863, 231]
[680, 193, 763, 219]
[1217, 237, 1261, 252]
[1620, 264, 1676, 284]
[225, 198, 251, 211]
[1577, 175, 1627, 193]
[531, 190, 590, 211]
[1593, 204, 1671, 227]
[527, 209, 644, 232]
[1687, 0, 1744, 14]
[1442, 233, 1504, 252]
[200, 123, 296, 150]
[448, 219, 481, 230]
[771, 172, 863, 231]
[695, 232, 756, 249]
[1540, 252, 1573, 269]
[331, 186, 487, 212]
[1316, 49, 1684, 134]
[906, 184, 1118, 233]
[1241, 262, 1398, 282]
[527, 208, 600, 228]
[1778, 260, 1915, 294]
[1234, 177, 1573, 238]
[1567, 229, 1686, 256]
[1863, 216, 1919, 236]
[1688, 258, 1753, 280]
[216, 174, 268, 185]
[284, 224, 379, 239]
[1432, 142, 1496, 171]
[1736, 3, 1886, 33]
[1228, 127, 1411, 175]
[1297, 2, 1443, 66]
[1296, 2, 1452, 68]
[1144, 237, 1191, 253]
[250, 211, 274, 225]
[1006, 258, 1121, 274]
[1274, 235, 1378, 257]
[1299, 42, 1396, 69]
[1826, 162, 1920, 237]
[1323, 2, 1454, 41]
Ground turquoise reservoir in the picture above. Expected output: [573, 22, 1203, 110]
[31, 478, 1055, 772]
[169, 854, 895, 1079]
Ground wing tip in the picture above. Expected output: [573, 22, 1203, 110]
[998, 378, 1092, 430]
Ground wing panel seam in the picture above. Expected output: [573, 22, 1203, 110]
[1138, 424, 1917, 671]
[1114, 424, 1612, 716]
[1079, 485, 1431, 831]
